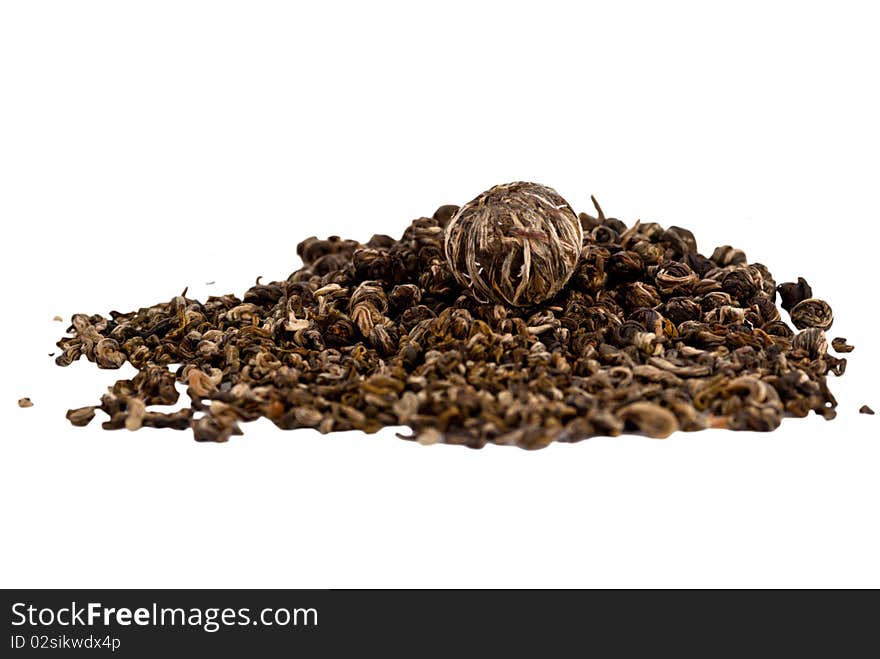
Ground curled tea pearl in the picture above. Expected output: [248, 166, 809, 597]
[789, 298, 833, 330]
[617, 401, 679, 438]
[444, 182, 583, 306]
[792, 327, 828, 357]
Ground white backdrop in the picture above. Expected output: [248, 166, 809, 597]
[1, 1, 878, 588]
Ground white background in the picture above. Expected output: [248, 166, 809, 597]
[1, 1, 878, 588]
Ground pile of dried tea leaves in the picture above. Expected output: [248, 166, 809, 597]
[55, 197, 851, 448]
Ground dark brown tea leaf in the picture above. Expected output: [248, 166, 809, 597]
[53, 183, 853, 448]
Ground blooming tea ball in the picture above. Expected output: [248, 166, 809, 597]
[444, 182, 583, 306]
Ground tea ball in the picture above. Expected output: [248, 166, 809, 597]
[444, 182, 583, 306]
[789, 298, 833, 330]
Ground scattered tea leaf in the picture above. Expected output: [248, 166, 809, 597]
[831, 337, 854, 353]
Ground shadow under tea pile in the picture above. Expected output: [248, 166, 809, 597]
[55, 185, 849, 448]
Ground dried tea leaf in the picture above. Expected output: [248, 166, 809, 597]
[831, 337, 854, 353]
[777, 277, 812, 312]
[617, 402, 679, 438]
[66, 406, 96, 426]
[789, 298, 833, 330]
[51, 183, 852, 449]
